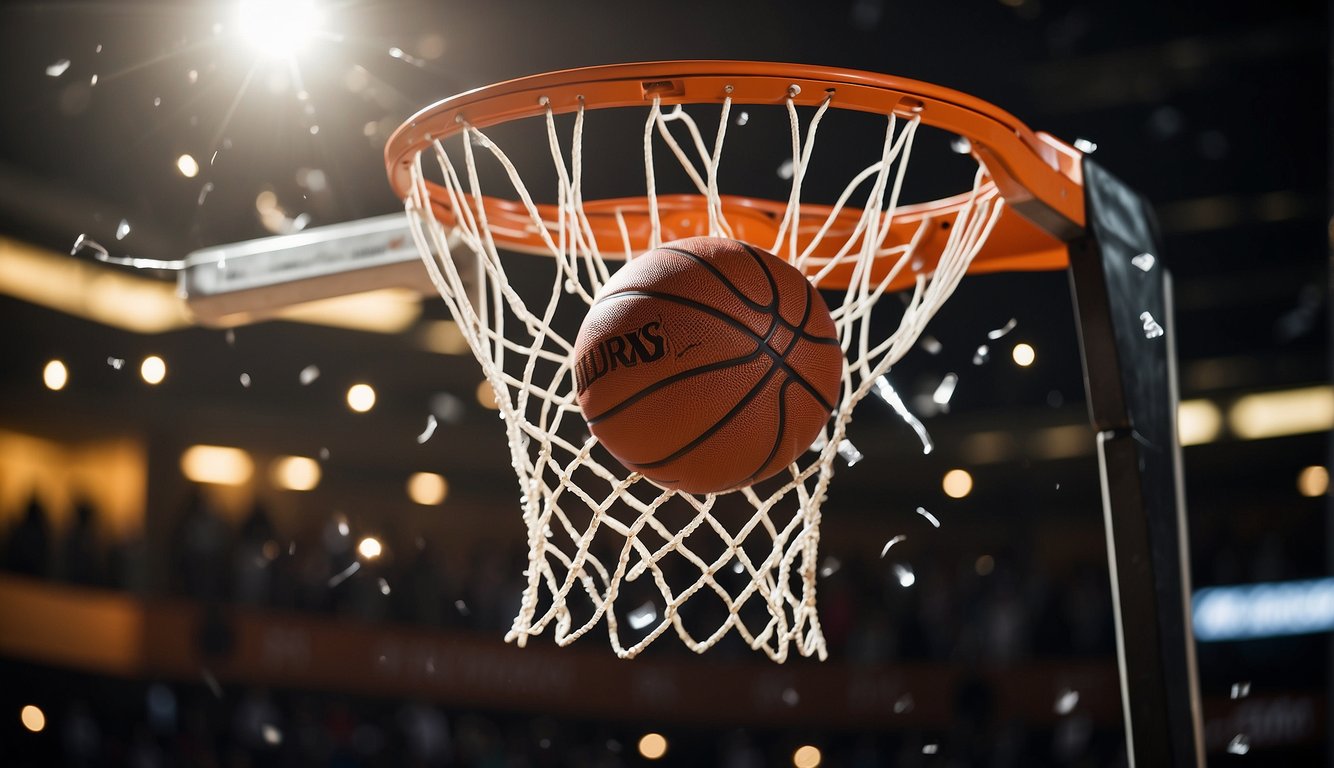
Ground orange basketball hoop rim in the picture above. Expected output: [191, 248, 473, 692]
[385, 60, 1086, 291]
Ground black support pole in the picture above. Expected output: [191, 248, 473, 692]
[1066, 159, 1204, 767]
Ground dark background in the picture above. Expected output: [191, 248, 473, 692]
[0, 0, 1327, 765]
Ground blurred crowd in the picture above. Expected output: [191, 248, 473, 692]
[0, 487, 1122, 666]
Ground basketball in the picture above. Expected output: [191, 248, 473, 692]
[573, 237, 843, 494]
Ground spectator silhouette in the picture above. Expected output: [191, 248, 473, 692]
[5, 494, 52, 577]
[60, 498, 103, 587]
[171, 487, 232, 601]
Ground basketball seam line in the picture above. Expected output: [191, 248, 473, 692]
[626, 361, 782, 472]
[595, 290, 836, 412]
[743, 376, 794, 487]
[582, 349, 765, 426]
[659, 244, 776, 313]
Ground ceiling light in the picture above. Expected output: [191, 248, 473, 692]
[176, 154, 199, 178]
[942, 468, 973, 498]
[180, 445, 253, 486]
[1229, 386, 1334, 440]
[407, 472, 448, 505]
[1178, 399, 1222, 446]
[357, 536, 382, 560]
[238, 0, 322, 57]
[140, 355, 166, 385]
[637, 733, 668, 760]
[271, 455, 320, 491]
[346, 383, 376, 412]
[43, 360, 68, 391]
[1011, 342, 1036, 367]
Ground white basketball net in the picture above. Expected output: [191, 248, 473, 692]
[402, 90, 1003, 661]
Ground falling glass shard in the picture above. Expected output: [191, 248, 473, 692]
[46, 59, 72, 77]
[836, 439, 864, 466]
[894, 564, 915, 587]
[299, 365, 320, 385]
[1230, 681, 1251, 699]
[197, 182, 215, 206]
[1131, 252, 1156, 272]
[454, 599, 470, 616]
[972, 344, 990, 365]
[70, 234, 108, 259]
[627, 602, 658, 630]
[1140, 311, 1165, 339]
[735, 111, 750, 126]
[893, 693, 914, 713]
[818, 556, 841, 578]
[873, 375, 934, 454]
[417, 414, 438, 444]
[239, 373, 251, 388]
[914, 506, 941, 528]
[106, 357, 125, 370]
[919, 335, 942, 355]
[987, 318, 1018, 340]
[932, 373, 958, 406]
[781, 688, 800, 706]
[115, 219, 131, 240]
[1226, 734, 1250, 755]
[777, 158, 795, 180]
[260, 724, 282, 746]
[731, 560, 745, 575]
[378, 578, 391, 595]
[200, 667, 223, 699]
[328, 560, 360, 588]
[879, 535, 906, 559]
[1054, 689, 1079, 715]
[922, 744, 938, 754]
[1073, 138, 1098, 153]
[949, 135, 971, 154]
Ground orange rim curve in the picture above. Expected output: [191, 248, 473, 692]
[386, 61, 1086, 291]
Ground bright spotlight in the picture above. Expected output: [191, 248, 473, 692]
[238, 0, 322, 57]
[346, 383, 376, 413]
[357, 536, 382, 560]
[20, 705, 45, 733]
[637, 733, 668, 760]
[407, 472, 448, 506]
[793, 744, 822, 768]
[43, 360, 68, 391]
[942, 468, 973, 499]
[1011, 342, 1036, 367]
[140, 355, 167, 385]
[176, 154, 199, 178]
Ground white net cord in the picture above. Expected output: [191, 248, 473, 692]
[404, 93, 1003, 661]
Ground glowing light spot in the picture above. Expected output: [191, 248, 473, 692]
[356, 536, 382, 560]
[793, 745, 822, 768]
[176, 154, 199, 178]
[1178, 399, 1222, 446]
[627, 603, 657, 630]
[180, 445, 254, 486]
[637, 733, 668, 760]
[20, 705, 45, 732]
[271, 456, 320, 491]
[346, 383, 376, 412]
[406, 472, 448, 506]
[942, 468, 973, 499]
[140, 355, 166, 385]
[895, 564, 916, 587]
[238, 0, 322, 57]
[43, 360, 68, 391]
[1011, 342, 1036, 367]
[1054, 689, 1079, 715]
[1298, 466, 1328, 498]
[46, 59, 71, 77]
[1230, 386, 1334, 440]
